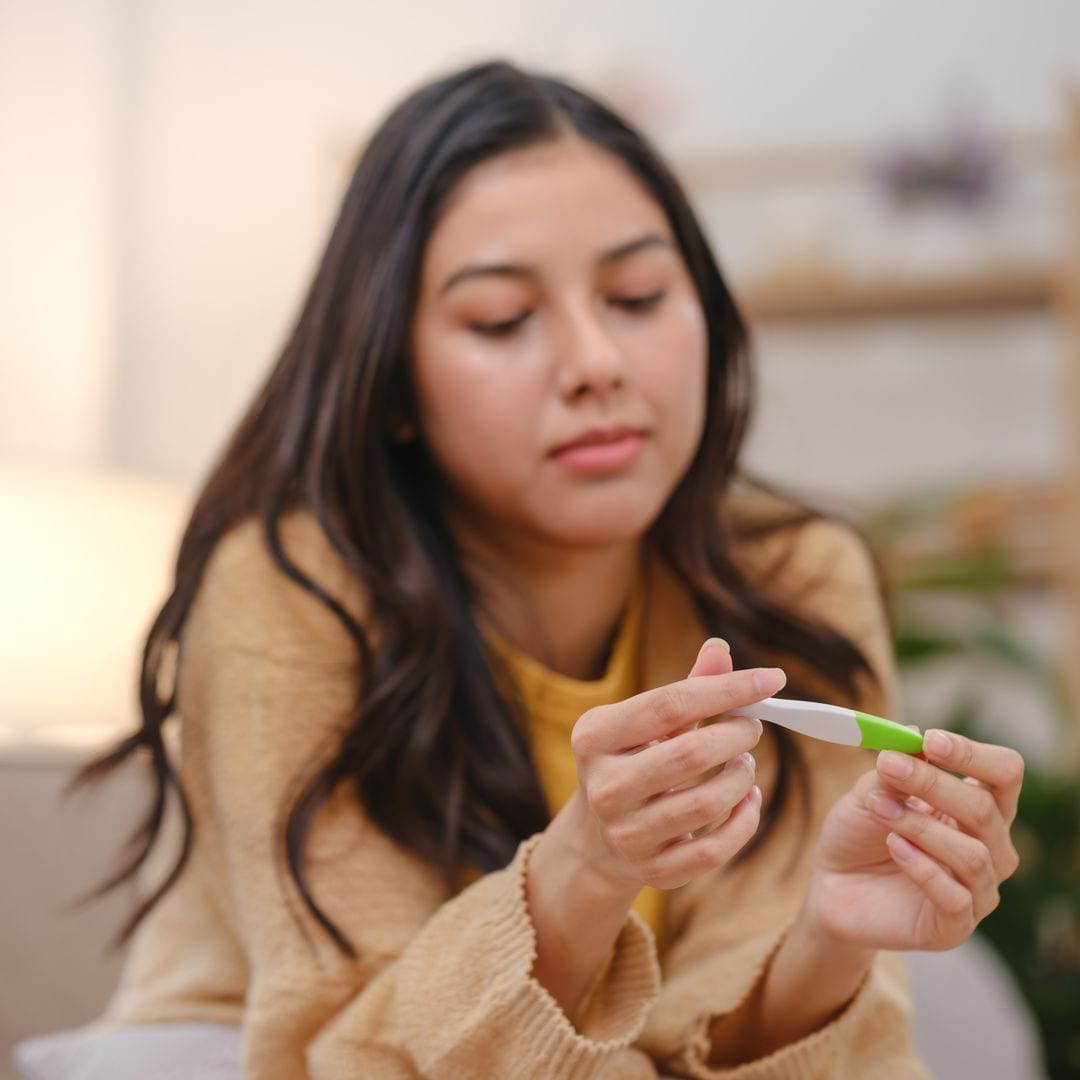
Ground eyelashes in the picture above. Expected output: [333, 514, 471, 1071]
[471, 313, 531, 337]
[612, 292, 665, 313]
[470, 293, 666, 338]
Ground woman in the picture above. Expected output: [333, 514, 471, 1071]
[79, 60, 1022, 1077]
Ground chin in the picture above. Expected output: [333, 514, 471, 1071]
[544, 502, 664, 549]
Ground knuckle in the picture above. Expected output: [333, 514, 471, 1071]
[652, 685, 689, 729]
[570, 709, 601, 758]
[960, 843, 993, 881]
[908, 854, 936, 886]
[942, 888, 973, 919]
[587, 776, 621, 817]
[954, 735, 976, 771]
[666, 736, 701, 776]
[606, 820, 641, 854]
[687, 840, 723, 876]
[698, 782, 737, 822]
[970, 791, 997, 831]
[905, 810, 933, 842]
[688, 737, 717, 774]
[1002, 841, 1021, 878]
[637, 858, 662, 887]
[656, 797, 699, 838]
[640, 856, 679, 890]
[678, 787, 714, 826]
[917, 763, 941, 799]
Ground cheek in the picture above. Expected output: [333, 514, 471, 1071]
[413, 350, 539, 487]
[646, 300, 709, 435]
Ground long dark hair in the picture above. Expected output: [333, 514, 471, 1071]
[80, 60, 875, 955]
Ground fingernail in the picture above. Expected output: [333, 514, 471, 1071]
[748, 784, 762, 810]
[738, 751, 756, 774]
[753, 668, 787, 695]
[879, 750, 914, 780]
[886, 832, 917, 861]
[705, 637, 731, 653]
[866, 790, 904, 821]
[925, 730, 953, 758]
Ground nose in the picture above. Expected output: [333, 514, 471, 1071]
[553, 303, 627, 401]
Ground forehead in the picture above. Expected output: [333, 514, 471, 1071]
[422, 138, 672, 275]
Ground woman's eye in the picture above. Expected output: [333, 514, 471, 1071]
[612, 292, 665, 312]
[470, 313, 531, 337]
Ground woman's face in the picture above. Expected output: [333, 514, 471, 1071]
[410, 137, 708, 553]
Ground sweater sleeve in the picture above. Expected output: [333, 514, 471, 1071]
[168, 514, 661, 1080]
[639, 518, 928, 1078]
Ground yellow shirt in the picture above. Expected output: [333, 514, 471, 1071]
[481, 575, 665, 944]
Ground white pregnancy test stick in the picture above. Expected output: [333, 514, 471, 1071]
[742, 697, 924, 754]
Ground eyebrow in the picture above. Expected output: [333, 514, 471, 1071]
[437, 232, 674, 296]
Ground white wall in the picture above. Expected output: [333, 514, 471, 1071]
[106, 0, 529, 480]
[0, 0, 124, 464]
[524, 0, 1080, 150]
[91, 0, 1080, 489]
[3, 0, 1079, 484]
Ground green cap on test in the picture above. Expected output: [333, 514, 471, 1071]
[855, 711, 924, 754]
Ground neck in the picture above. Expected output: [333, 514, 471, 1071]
[454, 524, 643, 681]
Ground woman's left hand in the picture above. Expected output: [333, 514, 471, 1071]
[805, 729, 1024, 952]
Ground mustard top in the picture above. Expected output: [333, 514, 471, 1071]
[481, 573, 665, 944]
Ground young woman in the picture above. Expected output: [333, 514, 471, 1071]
[83, 60, 1023, 1078]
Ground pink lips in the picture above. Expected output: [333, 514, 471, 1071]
[549, 427, 647, 472]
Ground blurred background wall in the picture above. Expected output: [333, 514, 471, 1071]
[3, 0, 1077, 480]
[2, 2, 1079, 1078]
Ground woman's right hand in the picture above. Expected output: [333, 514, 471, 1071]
[526, 639, 784, 1020]
[569, 639, 783, 892]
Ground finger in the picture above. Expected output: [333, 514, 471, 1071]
[636, 718, 762, 800]
[586, 718, 761, 819]
[636, 640, 731, 750]
[687, 637, 733, 679]
[636, 785, 762, 891]
[922, 730, 1025, 822]
[866, 790, 1001, 918]
[875, 752, 1016, 878]
[884, 832, 976, 938]
[632, 751, 757, 853]
[575, 667, 786, 755]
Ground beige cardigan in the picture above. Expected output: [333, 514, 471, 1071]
[100, 509, 927, 1078]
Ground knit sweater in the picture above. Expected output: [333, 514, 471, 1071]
[99, 506, 928, 1078]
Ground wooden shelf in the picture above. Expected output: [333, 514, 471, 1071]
[677, 132, 1063, 191]
[737, 268, 1057, 322]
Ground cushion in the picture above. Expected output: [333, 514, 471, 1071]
[13, 1023, 242, 1080]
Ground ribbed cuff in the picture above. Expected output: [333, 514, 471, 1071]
[676, 943, 915, 1080]
[425, 833, 662, 1079]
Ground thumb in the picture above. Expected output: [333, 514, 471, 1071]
[688, 637, 733, 678]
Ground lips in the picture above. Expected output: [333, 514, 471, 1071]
[549, 426, 648, 472]
[549, 426, 646, 456]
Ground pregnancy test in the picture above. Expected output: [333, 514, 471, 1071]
[743, 697, 924, 754]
